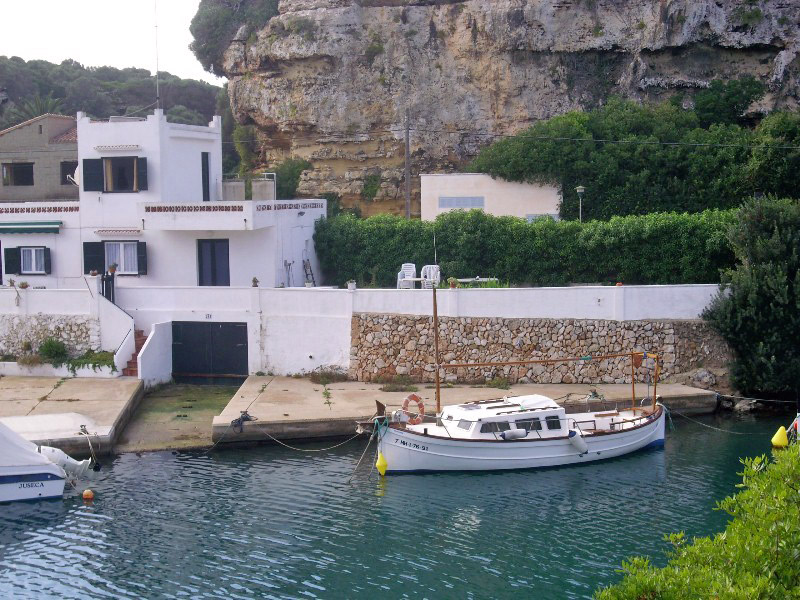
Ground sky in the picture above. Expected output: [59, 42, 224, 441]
[0, 0, 224, 86]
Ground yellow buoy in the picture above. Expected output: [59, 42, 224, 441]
[375, 452, 388, 477]
[772, 426, 789, 449]
[82, 489, 95, 501]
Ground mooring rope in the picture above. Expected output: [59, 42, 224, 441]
[670, 409, 762, 435]
[258, 429, 366, 453]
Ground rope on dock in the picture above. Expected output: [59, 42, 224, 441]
[717, 393, 799, 405]
[258, 429, 366, 453]
[203, 378, 274, 454]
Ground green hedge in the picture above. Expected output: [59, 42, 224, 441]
[596, 448, 800, 598]
[313, 209, 737, 287]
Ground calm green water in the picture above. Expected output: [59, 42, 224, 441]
[0, 413, 788, 599]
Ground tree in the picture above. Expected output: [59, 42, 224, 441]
[703, 197, 800, 399]
[275, 158, 312, 199]
[693, 76, 765, 128]
[166, 104, 208, 126]
[3, 92, 63, 125]
[232, 124, 257, 175]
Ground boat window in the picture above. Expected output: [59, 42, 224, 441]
[480, 421, 512, 433]
[457, 420, 471, 431]
[545, 416, 562, 430]
[516, 418, 542, 432]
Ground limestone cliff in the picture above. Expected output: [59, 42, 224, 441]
[222, 0, 800, 214]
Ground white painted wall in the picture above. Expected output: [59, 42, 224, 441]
[137, 321, 173, 388]
[421, 173, 561, 221]
[97, 294, 134, 352]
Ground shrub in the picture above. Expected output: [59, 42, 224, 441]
[309, 367, 349, 385]
[364, 36, 384, 65]
[595, 449, 800, 598]
[38, 338, 68, 364]
[484, 377, 511, 390]
[703, 198, 800, 398]
[314, 208, 737, 288]
[361, 172, 381, 203]
[378, 375, 418, 393]
[17, 354, 42, 367]
[275, 158, 312, 199]
[66, 350, 115, 375]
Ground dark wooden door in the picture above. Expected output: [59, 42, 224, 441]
[172, 321, 247, 378]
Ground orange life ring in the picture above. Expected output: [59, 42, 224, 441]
[402, 393, 425, 425]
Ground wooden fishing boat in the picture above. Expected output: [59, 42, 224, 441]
[366, 287, 666, 474]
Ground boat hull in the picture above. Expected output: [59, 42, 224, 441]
[377, 409, 665, 473]
[0, 468, 66, 503]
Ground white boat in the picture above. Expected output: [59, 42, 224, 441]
[0, 421, 91, 503]
[373, 394, 665, 474]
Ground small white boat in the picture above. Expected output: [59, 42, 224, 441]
[0, 421, 91, 503]
[373, 394, 665, 474]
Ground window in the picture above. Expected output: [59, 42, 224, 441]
[439, 196, 485, 209]
[82, 157, 148, 193]
[105, 241, 138, 274]
[60, 161, 78, 185]
[201, 152, 210, 202]
[198, 239, 230, 286]
[479, 421, 511, 434]
[104, 157, 137, 192]
[516, 418, 542, 432]
[20, 247, 45, 274]
[2, 163, 34, 186]
[545, 415, 562, 431]
[457, 420, 472, 431]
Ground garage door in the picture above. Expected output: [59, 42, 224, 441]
[172, 322, 248, 378]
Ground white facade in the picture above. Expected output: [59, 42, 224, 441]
[421, 173, 561, 221]
[0, 110, 325, 289]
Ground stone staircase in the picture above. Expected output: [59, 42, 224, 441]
[122, 329, 147, 377]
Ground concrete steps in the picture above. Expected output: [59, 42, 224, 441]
[122, 329, 147, 377]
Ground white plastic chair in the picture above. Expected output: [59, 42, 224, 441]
[421, 265, 441, 289]
[396, 263, 416, 289]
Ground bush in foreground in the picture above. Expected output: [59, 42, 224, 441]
[595, 448, 800, 599]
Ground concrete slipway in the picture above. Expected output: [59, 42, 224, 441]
[211, 376, 717, 446]
[0, 376, 143, 456]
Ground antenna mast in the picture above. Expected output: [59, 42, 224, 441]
[154, 0, 161, 110]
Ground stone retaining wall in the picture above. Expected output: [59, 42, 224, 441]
[349, 314, 730, 384]
[0, 314, 100, 357]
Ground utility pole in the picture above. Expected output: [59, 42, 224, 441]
[405, 109, 411, 219]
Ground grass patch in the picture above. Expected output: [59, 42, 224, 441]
[309, 368, 349, 385]
[141, 384, 238, 418]
[484, 377, 511, 390]
[378, 375, 419, 393]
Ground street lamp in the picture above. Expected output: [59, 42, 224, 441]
[575, 185, 585, 223]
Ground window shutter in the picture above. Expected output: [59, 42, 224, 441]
[83, 242, 105, 274]
[43, 248, 52, 274]
[4, 248, 21, 275]
[137, 242, 148, 275]
[137, 157, 148, 191]
[83, 159, 104, 192]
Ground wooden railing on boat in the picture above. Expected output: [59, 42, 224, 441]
[430, 286, 661, 416]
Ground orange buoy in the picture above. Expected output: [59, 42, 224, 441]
[82, 489, 95, 501]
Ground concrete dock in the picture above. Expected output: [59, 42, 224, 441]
[212, 376, 717, 445]
[0, 376, 143, 456]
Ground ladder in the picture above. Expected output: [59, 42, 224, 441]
[303, 259, 316, 287]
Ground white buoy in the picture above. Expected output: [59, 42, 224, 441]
[568, 430, 589, 455]
[500, 428, 527, 440]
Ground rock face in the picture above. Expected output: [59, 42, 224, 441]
[223, 0, 800, 214]
[349, 313, 731, 383]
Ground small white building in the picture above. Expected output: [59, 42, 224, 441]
[0, 110, 324, 289]
[420, 173, 561, 221]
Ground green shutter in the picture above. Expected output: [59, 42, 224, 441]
[43, 248, 52, 274]
[83, 159, 104, 192]
[137, 242, 147, 275]
[137, 157, 148, 191]
[4, 247, 21, 276]
[83, 242, 105, 274]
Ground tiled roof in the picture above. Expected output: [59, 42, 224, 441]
[0, 113, 74, 138]
[50, 125, 77, 144]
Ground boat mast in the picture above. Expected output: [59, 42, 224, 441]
[433, 285, 441, 414]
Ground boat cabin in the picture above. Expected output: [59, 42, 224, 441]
[418, 395, 569, 440]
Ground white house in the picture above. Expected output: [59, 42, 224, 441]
[0, 110, 325, 290]
[420, 173, 560, 221]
